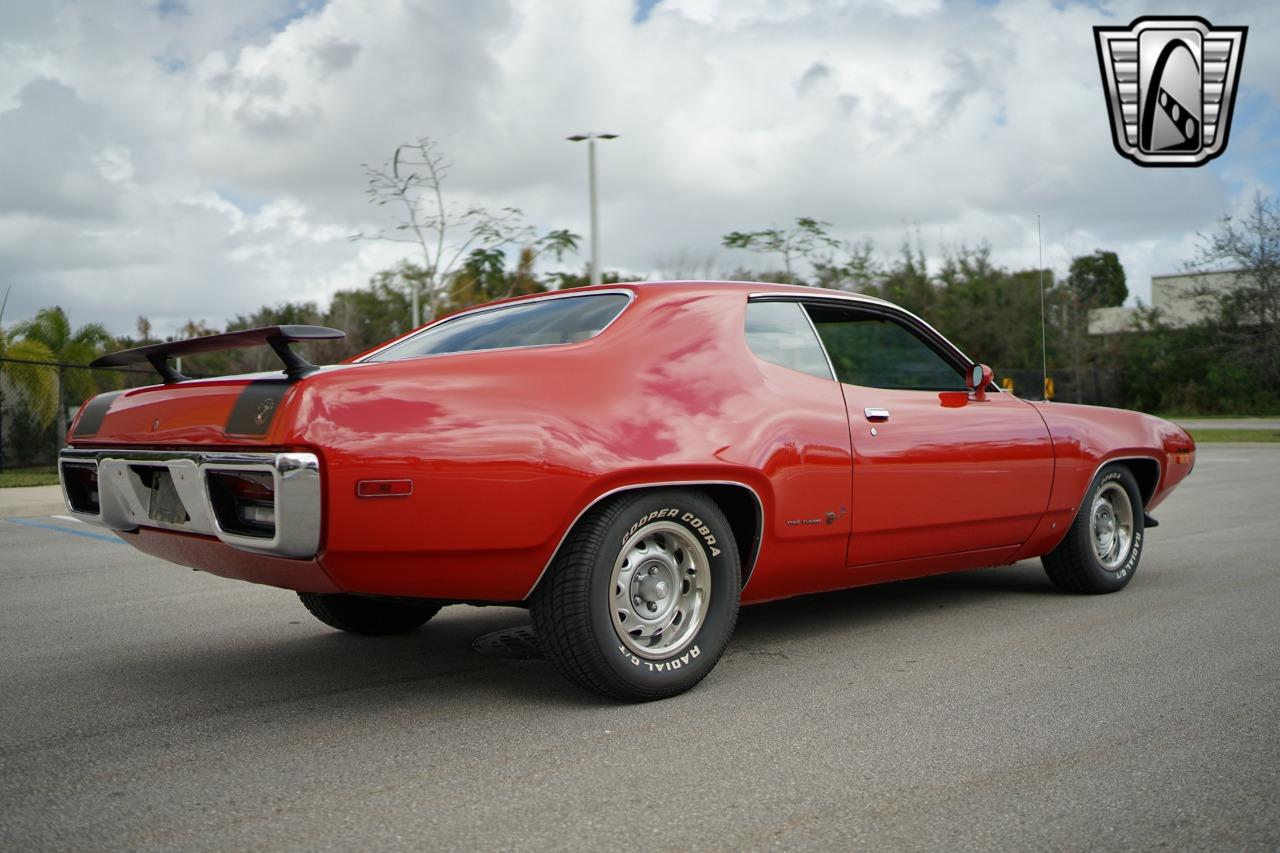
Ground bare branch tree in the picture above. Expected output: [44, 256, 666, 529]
[353, 137, 541, 327]
[1187, 191, 1280, 387]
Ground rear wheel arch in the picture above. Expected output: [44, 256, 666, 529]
[527, 481, 764, 600]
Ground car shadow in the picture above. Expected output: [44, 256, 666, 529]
[100, 561, 1060, 712]
[726, 560, 1058, 650]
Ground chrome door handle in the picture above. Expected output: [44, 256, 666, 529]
[864, 407, 890, 422]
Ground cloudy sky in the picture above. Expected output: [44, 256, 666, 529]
[1, 0, 1276, 338]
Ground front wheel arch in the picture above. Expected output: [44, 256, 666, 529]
[1121, 456, 1161, 507]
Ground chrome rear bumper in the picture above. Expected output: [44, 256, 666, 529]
[58, 448, 321, 558]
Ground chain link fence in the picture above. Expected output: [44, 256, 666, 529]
[0, 357, 153, 473]
[998, 367, 1123, 407]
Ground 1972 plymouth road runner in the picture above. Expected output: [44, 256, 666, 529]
[61, 282, 1196, 700]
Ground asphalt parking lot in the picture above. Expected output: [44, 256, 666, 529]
[1, 445, 1277, 851]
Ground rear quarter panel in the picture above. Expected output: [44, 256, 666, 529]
[285, 287, 854, 602]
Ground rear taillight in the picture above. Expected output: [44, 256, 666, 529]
[62, 462, 100, 514]
[206, 471, 276, 538]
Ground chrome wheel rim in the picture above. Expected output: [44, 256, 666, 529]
[1089, 481, 1135, 571]
[610, 521, 711, 659]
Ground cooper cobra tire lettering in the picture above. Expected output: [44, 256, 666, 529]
[534, 488, 740, 701]
[680, 512, 720, 556]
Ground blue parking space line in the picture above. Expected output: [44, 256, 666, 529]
[8, 518, 124, 544]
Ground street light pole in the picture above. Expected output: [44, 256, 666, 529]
[566, 133, 618, 287]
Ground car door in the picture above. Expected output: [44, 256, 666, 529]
[801, 300, 1055, 567]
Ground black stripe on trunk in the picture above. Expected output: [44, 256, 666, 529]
[72, 391, 124, 437]
[225, 379, 290, 436]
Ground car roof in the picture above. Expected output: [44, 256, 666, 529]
[493, 280, 894, 308]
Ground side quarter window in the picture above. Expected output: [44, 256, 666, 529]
[804, 304, 967, 391]
[744, 301, 833, 380]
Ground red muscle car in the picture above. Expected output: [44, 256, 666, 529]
[61, 282, 1196, 700]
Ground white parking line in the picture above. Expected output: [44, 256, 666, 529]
[51, 514, 84, 524]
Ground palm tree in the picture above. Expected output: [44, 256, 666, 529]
[10, 307, 115, 444]
[0, 292, 53, 470]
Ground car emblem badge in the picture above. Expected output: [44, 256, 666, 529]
[151, 418, 160, 431]
[254, 398, 276, 426]
[1094, 16, 1247, 167]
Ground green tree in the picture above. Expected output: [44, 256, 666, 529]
[0, 290, 60, 468]
[811, 238, 879, 293]
[445, 231, 580, 312]
[877, 234, 935, 317]
[324, 273, 413, 358]
[446, 246, 544, 310]
[722, 217, 841, 284]
[10, 307, 115, 443]
[1067, 250, 1127, 307]
[931, 245, 1050, 373]
[550, 266, 638, 290]
[1053, 250, 1128, 381]
[0, 330, 59, 428]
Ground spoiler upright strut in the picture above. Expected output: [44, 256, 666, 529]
[91, 325, 346, 383]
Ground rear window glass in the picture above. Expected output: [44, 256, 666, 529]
[365, 293, 630, 362]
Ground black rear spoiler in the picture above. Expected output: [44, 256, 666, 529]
[91, 325, 345, 383]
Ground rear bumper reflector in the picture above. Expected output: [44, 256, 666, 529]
[356, 479, 413, 498]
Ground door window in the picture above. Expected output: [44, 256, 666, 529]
[804, 304, 966, 391]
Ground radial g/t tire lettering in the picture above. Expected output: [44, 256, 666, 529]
[1042, 464, 1145, 594]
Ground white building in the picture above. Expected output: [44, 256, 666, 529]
[1088, 269, 1248, 335]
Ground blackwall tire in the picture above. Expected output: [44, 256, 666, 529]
[297, 592, 441, 635]
[1042, 464, 1146, 594]
[532, 489, 741, 702]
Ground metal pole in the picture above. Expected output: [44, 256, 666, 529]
[588, 137, 600, 287]
[567, 133, 616, 288]
[1037, 214, 1048, 401]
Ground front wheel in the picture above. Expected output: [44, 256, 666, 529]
[532, 489, 741, 701]
[1042, 464, 1145, 594]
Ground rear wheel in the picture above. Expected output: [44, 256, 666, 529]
[532, 489, 740, 701]
[297, 592, 441, 635]
[1042, 464, 1145, 594]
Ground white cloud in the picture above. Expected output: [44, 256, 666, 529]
[0, 0, 1275, 338]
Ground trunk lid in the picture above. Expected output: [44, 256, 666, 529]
[70, 371, 314, 447]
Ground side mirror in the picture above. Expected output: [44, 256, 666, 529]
[967, 363, 994, 401]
